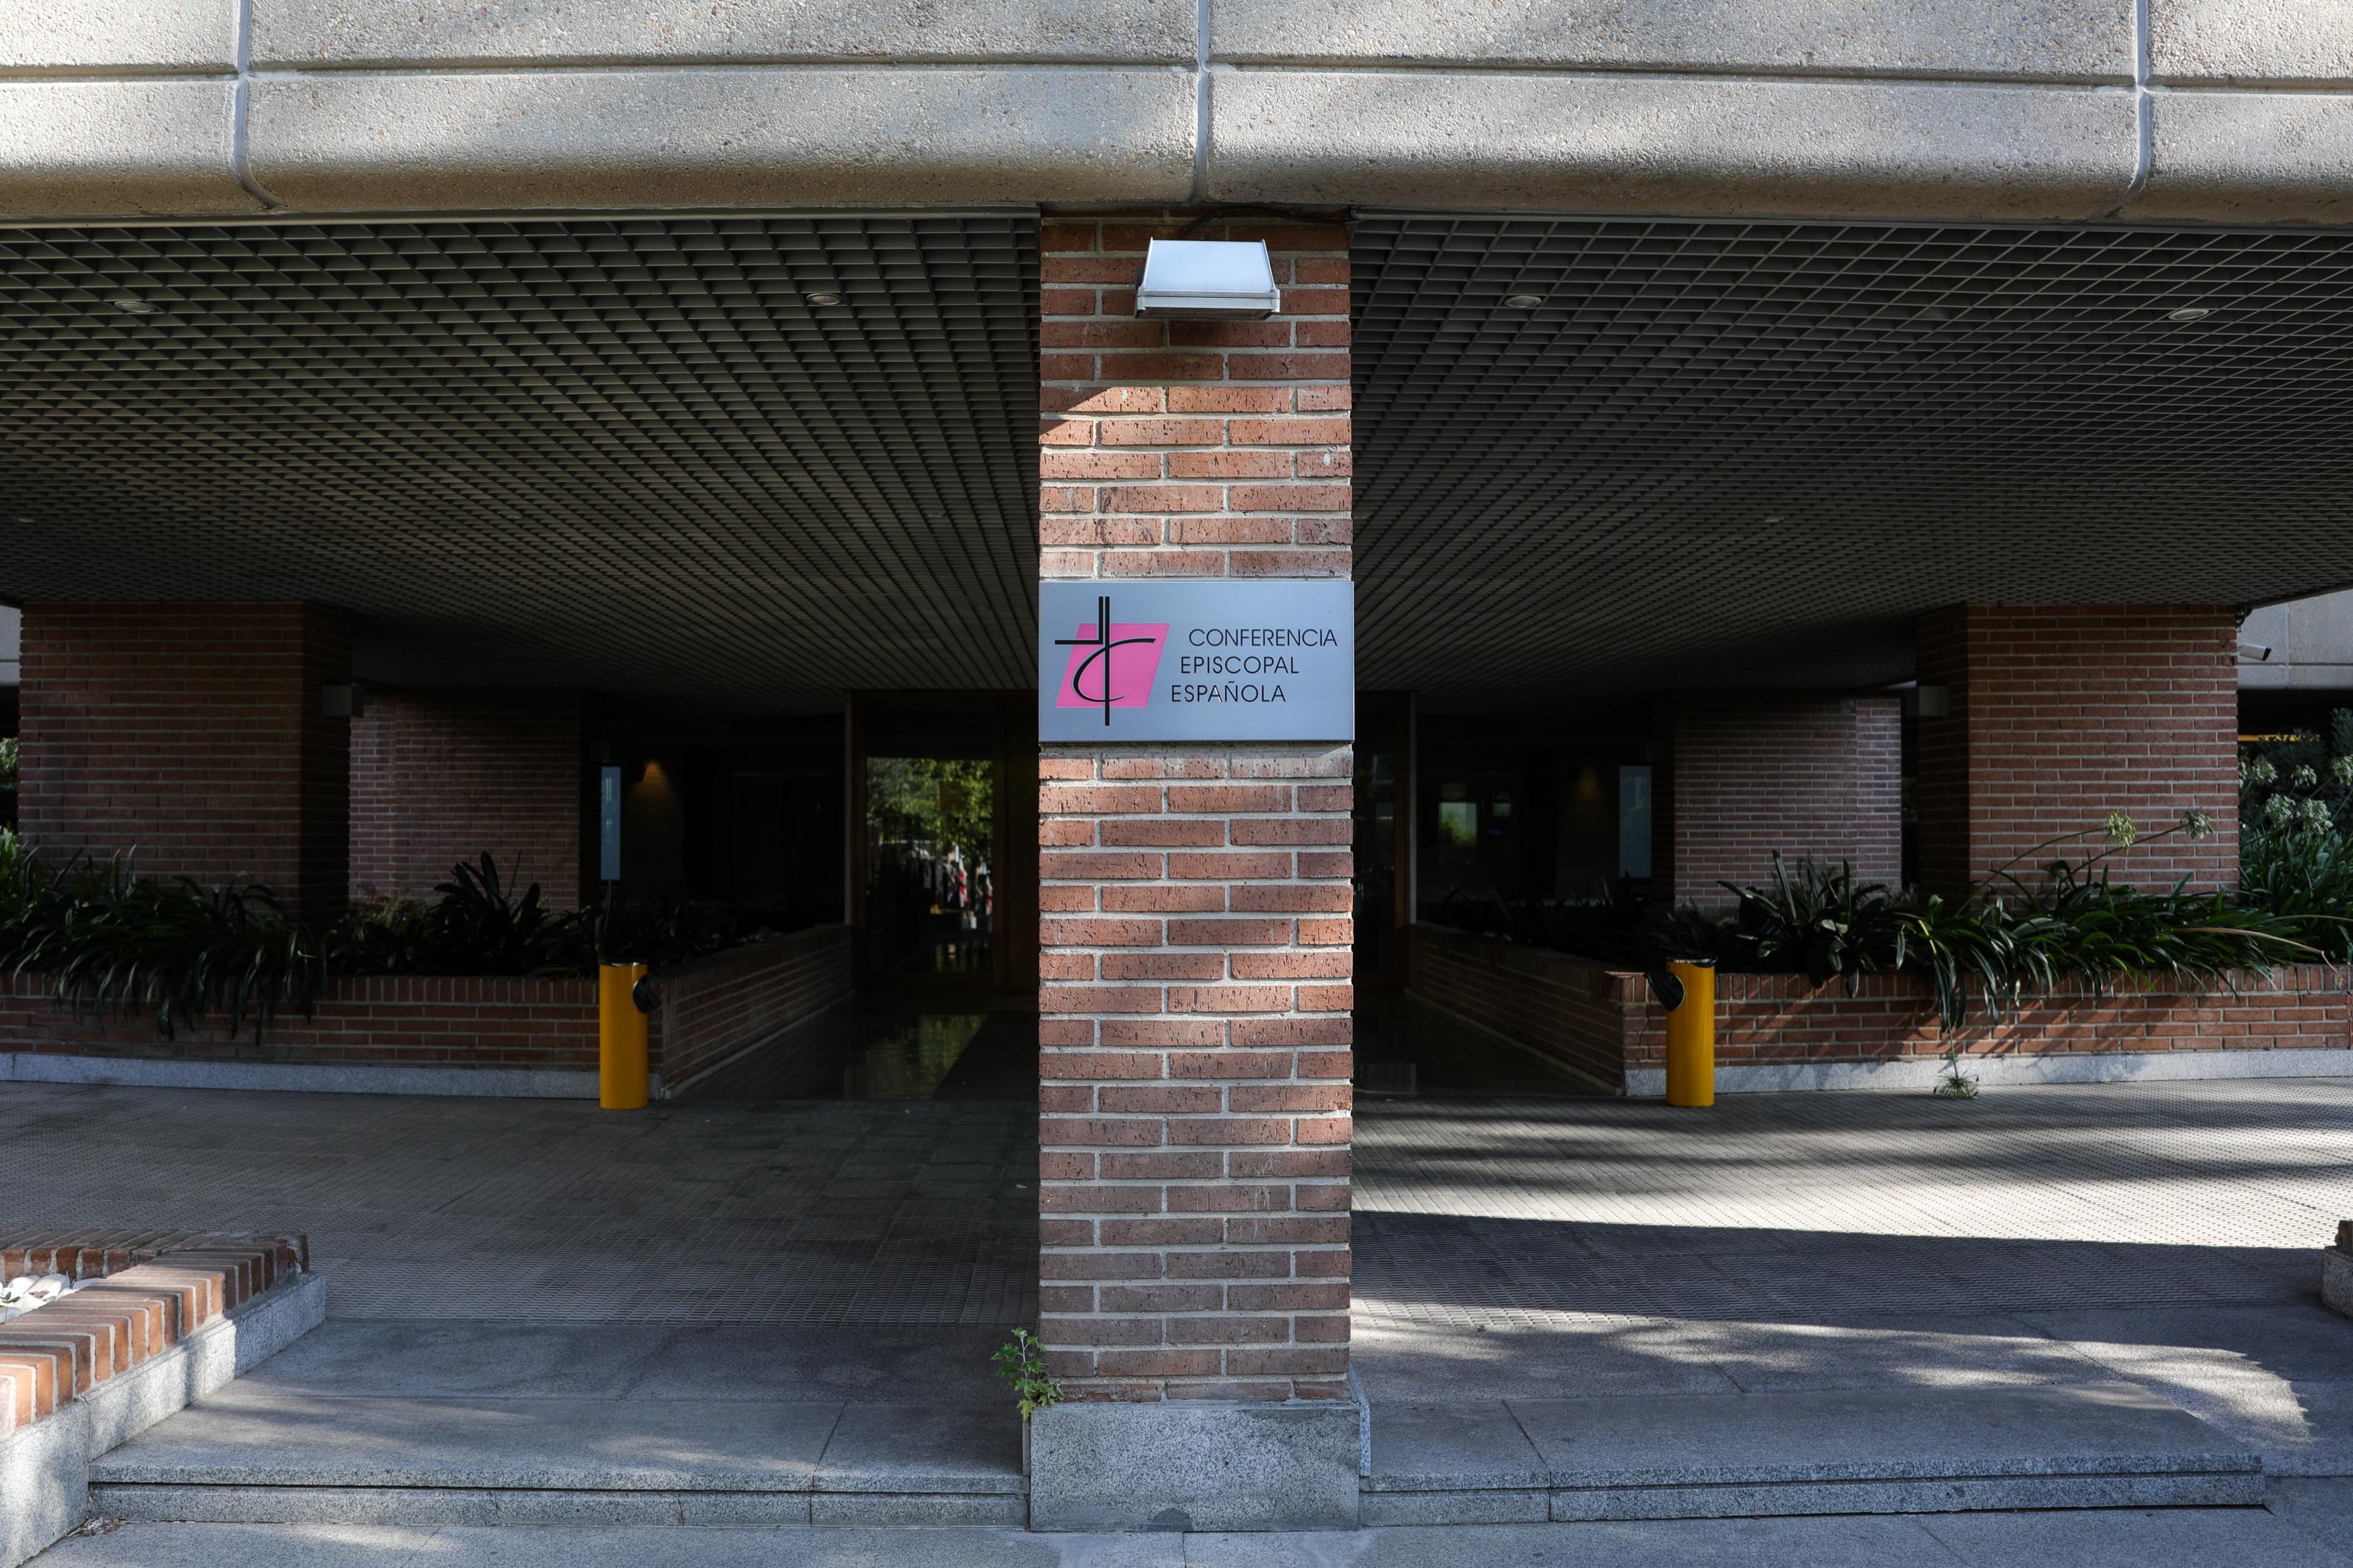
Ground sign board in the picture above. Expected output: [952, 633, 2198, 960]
[1038, 579, 1354, 743]
[599, 765, 622, 882]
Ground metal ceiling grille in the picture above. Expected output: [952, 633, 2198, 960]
[0, 213, 1039, 711]
[1353, 216, 2353, 712]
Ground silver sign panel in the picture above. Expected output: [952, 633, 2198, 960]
[1038, 579, 1354, 743]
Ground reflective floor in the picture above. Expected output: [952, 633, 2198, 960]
[684, 1000, 1038, 1103]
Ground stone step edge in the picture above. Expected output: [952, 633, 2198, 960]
[0, 1231, 310, 1432]
[1363, 1450, 2266, 1493]
[1, 1270, 327, 1568]
[88, 1471, 1028, 1495]
[88, 1482, 1029, 1529]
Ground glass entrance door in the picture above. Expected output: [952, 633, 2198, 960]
[860, 704, 996, 982]
[849, 693, 1038, 995]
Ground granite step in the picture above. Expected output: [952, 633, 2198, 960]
[1364, 1384, 2265, 1526]
[88, 1388, 1026, 1528]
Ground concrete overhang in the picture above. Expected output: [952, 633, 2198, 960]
[7, 3, 2353, 225]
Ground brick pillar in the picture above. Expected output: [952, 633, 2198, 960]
[19, 603, 351, 918]
[1915, 606, 2240, 894]
[1033, 212, 1355, 1458]
[1653, 692, 1903, 907]
[350, 689, 589, 908]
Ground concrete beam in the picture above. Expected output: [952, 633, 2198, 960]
[246, 68, 1197, 212]
[2125, 92, 2353, 223]
[2152, 0, 2353, 86]
[1205, 72, 2142, 218]
[0, 1, 238, 73]
[1, 2, 2353, 223]
[1210, 0, 2137, 84]
[250, 0, 1195, 68]
[0, 79, 257, 220]
[2235, 594, 2353, 692]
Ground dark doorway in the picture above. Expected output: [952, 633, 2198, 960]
[849, 692, 1038, 998]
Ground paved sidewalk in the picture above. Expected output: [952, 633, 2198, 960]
[1353, 1076, 2353, 1478]
[32, 1481, 2353, 1567]
[6, 1073, 2347, 1538]
[0, 1084, 1039, 1325]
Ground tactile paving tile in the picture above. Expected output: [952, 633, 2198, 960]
[1350, 1077, 2353, 1325]
[0, 1083, 1038, 1326]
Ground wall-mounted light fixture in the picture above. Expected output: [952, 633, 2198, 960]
[1911, 683, 1951, 719]
[321, 683, 368, 719]
[1134, 239, 1281, 320]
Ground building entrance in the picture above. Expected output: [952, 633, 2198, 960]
[849, 692, 1039, 999]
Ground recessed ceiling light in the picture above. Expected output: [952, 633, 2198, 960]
[1502, 293, 1547, 309]
[110, 296, 160, 316]
[2166, 305, 2215, 322]
[804, 290, 846, 308]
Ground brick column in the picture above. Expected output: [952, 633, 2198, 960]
[1915, 606, 2240, 894]
[1653, 692, 1903, 907]
[350, 689, 590, 908]
[19, 603, 351, 918]
[1034, 214, 1354, 1437]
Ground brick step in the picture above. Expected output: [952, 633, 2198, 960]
[90, 1392, 1026, 1528]
[1363, 1385, 2265, 1526]
[0, 1231, 309, 1433]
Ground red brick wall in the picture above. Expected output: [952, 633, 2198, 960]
[1627, 964, 2350, 1068]
[18, 603, 351, 917]
[651, 925, 855, 1089]
[350, 688, 588, 908]
[1916, 606, 2240, 894]
[1406, 923, 1635, 1089]
[1656, 692, 1902, 907]
[0, 971, 601, 1073]
[0, 926, 851, 1084]
[1404, 927, 2349, 1078]
[1038, 213, 1353, 1404]
[0, 1231, 307, 1433]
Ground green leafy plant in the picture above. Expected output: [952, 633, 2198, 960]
[0, 853, 326, 1039]
[0, 842, 777, 1041]
[1718, 854, 1901, 992]
[1423, 804, 2336, 1098]
[990, 1328, 1063, 1421]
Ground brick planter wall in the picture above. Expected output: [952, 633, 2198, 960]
[0, 925, 852, 1094]
[649, 924, 856, 1091]
[0, 972, 601, 1073]
[1406, 925, 2353, 1090]
[0, 1231, 307, 1434]
[1626, 963, 2353, 1071]
[1406, 923, 1638, 1091]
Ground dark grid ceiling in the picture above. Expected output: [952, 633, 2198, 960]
[0, 214, 1038, 712]
[1354, 216, 2353, 713]
[9, 212, 2353, 718]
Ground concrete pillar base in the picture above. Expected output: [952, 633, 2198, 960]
[1026, 1400, 1363, 1532]
[2325, 1238, 2352, 1321]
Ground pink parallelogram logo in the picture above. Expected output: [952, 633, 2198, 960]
[1054, 595, 1169, 726]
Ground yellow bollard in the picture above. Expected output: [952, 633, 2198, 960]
[1663, 958, 1716, 1108]
[599, 962, 649, 1110]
